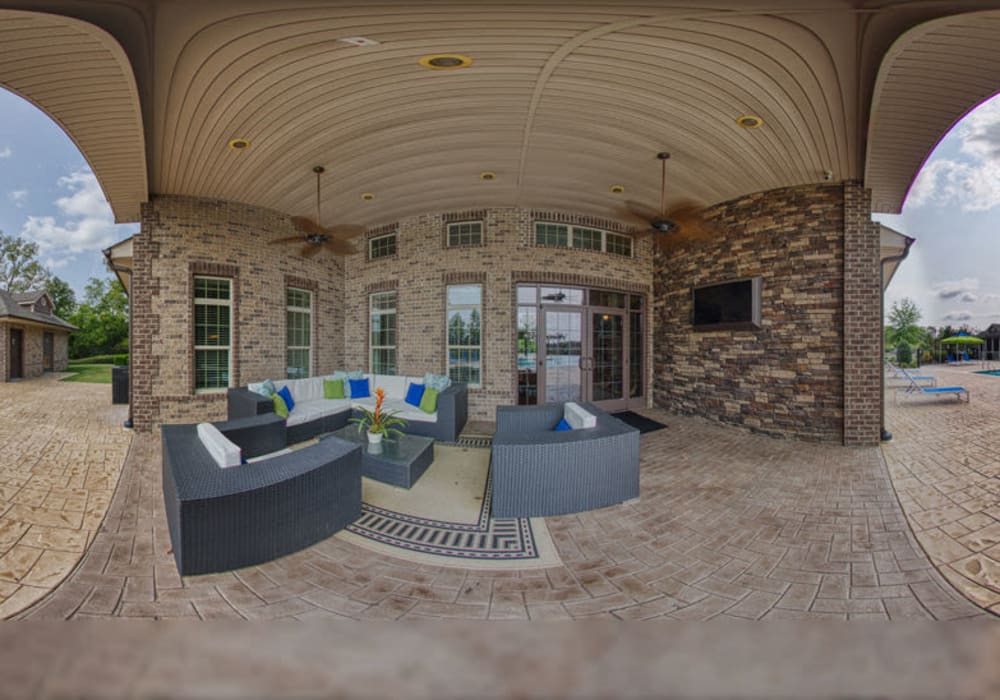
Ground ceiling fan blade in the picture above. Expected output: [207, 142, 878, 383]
[291, 216, 324, 235]
[324, 237, 357, 255]
[323, 224, 366, 238]
[268, 235, 307, 245]
[623, 200, 660, 223]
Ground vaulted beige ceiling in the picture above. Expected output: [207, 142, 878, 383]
[3, 1, 1000, 228]
[0, 8, 147, 223]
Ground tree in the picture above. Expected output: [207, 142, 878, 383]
[68, 276, 129, 358]
[0, 231, 49, 293]
[45, 276, 76, 318]
[885, 298, 925, 351]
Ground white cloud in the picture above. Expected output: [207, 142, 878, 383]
[7, 189, 27, 207]
[0, 146, 11, 159]
[960, 292, 977, 303]
[42, 256, 72, 270]
[931, 277, 979, 300]
[942, 310, 974, 322]
[20, 169, 119, 257]
[907, 93, 1000, 211]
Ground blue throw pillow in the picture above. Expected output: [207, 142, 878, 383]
[349, 378, 370, 399]
[553, 418, 572, 432]
[276, 385, 295, 413]
[405, 382, 426, 407]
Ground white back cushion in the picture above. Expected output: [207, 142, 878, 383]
[564, 402, 597, 430]
[197, 423, 242, 468]
[296, 377, 323, 403]
[375, 374, 408, 400]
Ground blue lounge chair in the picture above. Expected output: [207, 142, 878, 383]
[884, 361, 936, 387]
[897, 367, 969, 404]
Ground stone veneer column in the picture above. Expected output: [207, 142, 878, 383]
[842, 182, 882, 446]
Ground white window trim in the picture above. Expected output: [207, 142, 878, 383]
[369, 290, 397, 374]
[534, 222, 633, 258]
[193, 275, 233, 393]
[368, 231, 398, 259]
[286, 287, 313, 379]
[446, 220, 483, 247]
[446, 284, 483, 388]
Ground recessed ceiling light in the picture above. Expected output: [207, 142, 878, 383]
[338, 36, 379, 47]
[737, 115, 763, 129]
[361, 192, 375, 201]
[610, 184, 625, 194]
[228, 138, 251, 150]
[479, 171, 496, 181]
[419, 54, 473, 70]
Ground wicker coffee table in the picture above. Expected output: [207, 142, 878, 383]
[323, 427, 434, 489]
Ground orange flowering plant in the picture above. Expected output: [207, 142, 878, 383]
[350, 387, 407, 438]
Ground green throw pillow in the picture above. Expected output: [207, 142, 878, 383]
[324, 378, 345, 399]
[272, 393, 289, 419]
[419, 387, 439, 414]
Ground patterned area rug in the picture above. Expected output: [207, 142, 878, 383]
[336, 443, 561, 570]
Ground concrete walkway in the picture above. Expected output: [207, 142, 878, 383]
[0, 375, 131, 618]
[17, 401, 985, 621]
[883, 365, 1000, 614]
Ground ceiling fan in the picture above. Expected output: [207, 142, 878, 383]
[268, 166, 365, 257]
[622, 152, 716, 249]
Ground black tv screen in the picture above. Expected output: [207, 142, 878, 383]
[692, 277, 762, 331]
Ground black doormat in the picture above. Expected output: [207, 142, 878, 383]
[612, 410, 667, 434]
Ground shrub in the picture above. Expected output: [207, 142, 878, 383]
[113, 353, 129, 366]
[895, 343, 912, 366]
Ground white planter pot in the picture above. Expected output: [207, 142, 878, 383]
[367, 431, 383, 445]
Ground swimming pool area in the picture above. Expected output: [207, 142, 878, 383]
[975, 369, 1000, 376]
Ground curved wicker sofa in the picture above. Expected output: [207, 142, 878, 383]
[161, 413, 362, 576]
[490, 403, 640, 518]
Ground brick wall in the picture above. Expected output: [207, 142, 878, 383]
[842, 182, 883, 446]
[131, 196, 345, 430]
[342, 208, 655, 420]
[652, 183, 847, 442]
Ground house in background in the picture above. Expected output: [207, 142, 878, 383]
[0, 290, 75, 381]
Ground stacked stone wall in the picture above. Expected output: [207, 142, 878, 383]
[652, 183, 847, 442]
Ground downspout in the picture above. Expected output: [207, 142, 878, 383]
[103, 249, 133, 429]
[879, 236, 915, 442]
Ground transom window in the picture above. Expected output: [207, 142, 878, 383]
[446, 284, 482, 386]
[447, 221, 483, 247]
[369, 232, 397, 260]
[193, 276, 231, 391]
[286, 288, 312, 379]
[370, 291, 397, 374]
[534, 222, 632, 257]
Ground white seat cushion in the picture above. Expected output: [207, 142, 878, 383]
[285, 402, 326, 427]
[564, 402, 597, 430]
[197, 423, 242, 468]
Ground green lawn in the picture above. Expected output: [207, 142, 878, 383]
[61, 364, 113, 384]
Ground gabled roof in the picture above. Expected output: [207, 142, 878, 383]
[0, 289, 76, 332]
[11, 290, 47, 305]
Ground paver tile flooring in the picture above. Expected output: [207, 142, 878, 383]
[0, 375, 131, 618]
[16, 395, 988, 621]
[883, 365, 1000, 615]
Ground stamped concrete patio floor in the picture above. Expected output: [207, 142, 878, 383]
[884, 365, 1000, 615]
[15, 400, 990, 621]
[0, 375, 131, 618]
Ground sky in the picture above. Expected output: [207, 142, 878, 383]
[0, 83, 998, 325]
[0, 88, 138, 297]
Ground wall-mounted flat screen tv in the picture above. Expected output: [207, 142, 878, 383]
[691, 277, 762, 331]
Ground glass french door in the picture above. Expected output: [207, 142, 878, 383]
[517, 285, 642, 411]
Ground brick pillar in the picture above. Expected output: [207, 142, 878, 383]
[130, 201, 160, 432]
[842, 182, 882, 446]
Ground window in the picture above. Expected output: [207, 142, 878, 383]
[534, 222, 632, 257]
[194, 276, 231, 391]
[447, 221, 483, 247]
[446, 285, 482, 386]
[369, 232, 397, 259]
[286, 288, 312, 379]
[370, 291, 397, 374]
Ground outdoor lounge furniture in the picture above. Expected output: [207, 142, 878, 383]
[227, 373, 468, 443]
[323, 426, 435, 488]
[490, 402, 640, 518]
[884, 362, 936, 387]
[896, 369, 970, 404]
[161, 413, 362, 575]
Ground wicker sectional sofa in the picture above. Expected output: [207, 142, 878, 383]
[490, 402, 640, 518]
[227, 373, 468, 443]
[161, 413, 362, 576]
